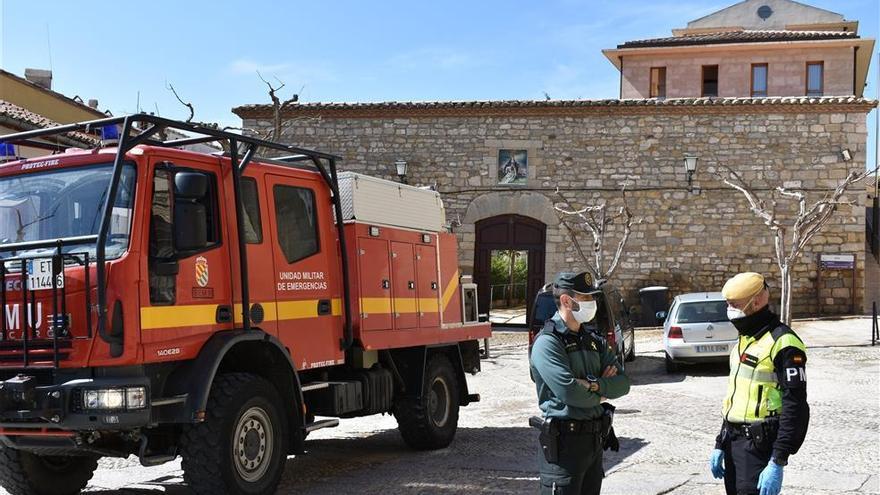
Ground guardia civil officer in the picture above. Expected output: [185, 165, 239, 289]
[530, 272, 631, 495]
[709, 273, 809, 495]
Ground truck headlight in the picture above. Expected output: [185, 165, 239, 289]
[82, 387, 147, 410]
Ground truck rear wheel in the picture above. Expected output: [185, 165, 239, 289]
[394, 354, 460, 450]
[181, 373, 288, 495]
[0, 447, 98, 495]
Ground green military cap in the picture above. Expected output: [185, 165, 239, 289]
[553, 271, 601, 295]
[722, 272, 766, 301]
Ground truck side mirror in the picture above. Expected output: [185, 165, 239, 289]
[173, 172, 209, 252]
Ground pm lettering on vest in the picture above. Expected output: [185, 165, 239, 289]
[785, 367, 806, 383]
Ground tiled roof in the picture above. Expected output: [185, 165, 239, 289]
[234, 96, 875, 115]
[0, 100, 98, 146]
[618, 29, 859, 48]
[0, 69, 107, 118]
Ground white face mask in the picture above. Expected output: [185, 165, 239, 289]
[727, 293, 758, 321]
[570, 299, 598, 323]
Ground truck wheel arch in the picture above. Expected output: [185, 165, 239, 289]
[388, 342, 477, 406]
[163, 330, 306, 453]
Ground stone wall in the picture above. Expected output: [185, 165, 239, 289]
[238, 101, 871, 318]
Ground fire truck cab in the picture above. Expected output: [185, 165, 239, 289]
[0, 115, 490, 495]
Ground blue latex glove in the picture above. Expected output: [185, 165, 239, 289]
[709, 449, 725, 479]
[757, 460, 784, 495]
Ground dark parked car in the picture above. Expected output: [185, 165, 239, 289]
[528, 281, 636, 365]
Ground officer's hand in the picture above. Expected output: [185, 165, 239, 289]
[757, 460, 783, 495]
[709, 449, 725, 479]
[575, 378, 600, 392]
[601, 366, 617, 378]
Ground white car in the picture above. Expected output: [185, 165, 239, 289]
[658, 292, 738, 373]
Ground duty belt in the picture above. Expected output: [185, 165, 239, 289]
[555, 418, 604, 434]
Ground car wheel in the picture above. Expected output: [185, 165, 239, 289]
[625, 329, 636, 362]
[664, 352, 679, 373]
[181, 373, 289, 495]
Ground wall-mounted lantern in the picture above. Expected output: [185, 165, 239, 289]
[683, 155, 698, 191]
[395, 159, 408, 184]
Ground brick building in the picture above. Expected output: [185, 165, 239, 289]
[234, 0, 877, 320]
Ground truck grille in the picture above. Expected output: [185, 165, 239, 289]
[0, 250, 92, 368]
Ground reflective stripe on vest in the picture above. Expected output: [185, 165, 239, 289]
[722, 328, 806, 423]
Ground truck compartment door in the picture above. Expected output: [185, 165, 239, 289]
[390, 242, 417, 330]
[357, 237, 392, 331]
[415, 243, 440, 328]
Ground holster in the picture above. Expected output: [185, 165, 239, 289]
[600, 403, 619, 451]
[747, 417, 779, 450]
[530, 416, 560, 463]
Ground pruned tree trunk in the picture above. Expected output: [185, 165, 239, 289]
[554, 185, 640, 281]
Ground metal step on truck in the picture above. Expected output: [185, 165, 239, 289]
[0, 115, 491, 495]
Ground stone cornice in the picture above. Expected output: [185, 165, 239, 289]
[233, 97, 877, 120]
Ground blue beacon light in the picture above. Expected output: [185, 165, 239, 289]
[0, 143, 16, 158]
[100, 124, 120, 143]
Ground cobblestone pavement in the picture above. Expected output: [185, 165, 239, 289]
[3, 318, 877, 494]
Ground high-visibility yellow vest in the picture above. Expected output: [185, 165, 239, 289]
[722, 327, 806, 423]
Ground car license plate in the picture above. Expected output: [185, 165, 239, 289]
[696, 344, 727, 353]
[26, 258, 64, 291]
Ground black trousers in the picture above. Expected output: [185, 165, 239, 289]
[538, 430, 604, 495]
[722, 429, 773, 495]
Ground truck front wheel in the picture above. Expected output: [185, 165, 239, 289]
[181, 373, 289, 495]
[0, 447, 98, 495]
[394, 354, 460, 450]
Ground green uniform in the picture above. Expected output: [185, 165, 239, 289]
[530, 312, 631, 494]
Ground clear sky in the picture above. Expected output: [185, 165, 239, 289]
[1, 0, 877, 168]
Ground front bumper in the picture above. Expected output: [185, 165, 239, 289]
[665, 339, 735, 363]
[0, 375, 151, 431]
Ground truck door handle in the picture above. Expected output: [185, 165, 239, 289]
[408, 281, 415, 290]
[216, 305, 232, 323]
[382, 279, 390, 289]
[317, 299, 332, 315]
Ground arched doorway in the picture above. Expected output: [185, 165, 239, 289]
[474, 214, 546, 327]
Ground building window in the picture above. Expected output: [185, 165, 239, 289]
[806, 62, 824, 96]
[702, 65, 719, 97]
[273, 185, 319, 263]
[751, 64, 768, 97]
[650, 67, 666, 98]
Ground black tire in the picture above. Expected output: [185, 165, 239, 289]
[181, 373, 289, 495]
[394, 354, 460, 450]
[625, 330, 636, 362]
[665, 352, 679, 373]
[0, 447, 98, 495]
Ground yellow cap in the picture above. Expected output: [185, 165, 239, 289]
[721, 272, 765, 301]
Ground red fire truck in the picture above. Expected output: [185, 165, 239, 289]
[0, 115, 491, 495]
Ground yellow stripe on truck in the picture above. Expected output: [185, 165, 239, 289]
[140, 305, 221, 330]
[441, 270, 460, 312]
[142, 298, 343, 330]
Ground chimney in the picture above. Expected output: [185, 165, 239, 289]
[88, 99, 99, 109]
[24, 68, 53, 90]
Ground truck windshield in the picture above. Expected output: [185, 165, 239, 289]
[0, 163, 136, 261]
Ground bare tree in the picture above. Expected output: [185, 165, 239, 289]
[257, 71, 301, 141]
[716, 165, 877, 324]
[554, 185, 641, 281]
[165, 83, 194, 123]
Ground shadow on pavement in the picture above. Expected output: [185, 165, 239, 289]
[626, 355, 728, 386]
[83, 427, 648, 494]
